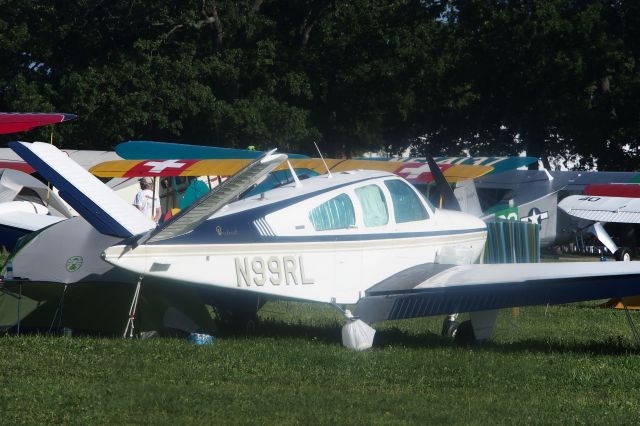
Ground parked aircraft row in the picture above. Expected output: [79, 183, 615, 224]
[3, 139, 640, 349]
[2, 113, 640, 348]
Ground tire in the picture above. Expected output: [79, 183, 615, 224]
[454, 320, 476, 344]
[615, 247, 632, 262]
[441, 318, 459, 337]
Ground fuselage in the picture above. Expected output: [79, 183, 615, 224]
[104, 170, 487, 304]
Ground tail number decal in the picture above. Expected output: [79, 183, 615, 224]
[235, 256, 315, 287]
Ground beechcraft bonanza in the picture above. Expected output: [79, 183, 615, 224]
[5, 141, 640, 349]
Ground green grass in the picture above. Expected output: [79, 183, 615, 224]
[2, 301, 640, 425]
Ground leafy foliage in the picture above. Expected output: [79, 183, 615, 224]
[0, 1, 639, 168]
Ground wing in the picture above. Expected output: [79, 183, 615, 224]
[0, 161, 35, 174]
[0, 113, 77, 134]
[146, 150, 287, 243]
[116, 140, 309, 160]
[320, 159, 492, 183]
[91, 158, 492, 183]
[559, 194, 640, 224]
[90, 159, 254, 177]
[354, 261, 640, 323]
[357, 156, 535, 174]
[584, 183, 640, 198]
[433, 156, 538, 172]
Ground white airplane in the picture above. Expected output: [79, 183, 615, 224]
[6, 141, 640, 349]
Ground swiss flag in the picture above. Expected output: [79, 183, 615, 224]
[123, 159, 199, 177]
[393, 162, 452, 183]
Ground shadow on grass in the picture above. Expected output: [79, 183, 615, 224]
[6, 312, 636, 356]
[217, 318, 343, 344]
[219, 318, 639, 356]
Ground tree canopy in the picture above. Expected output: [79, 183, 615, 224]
[1, 0, 639, 169]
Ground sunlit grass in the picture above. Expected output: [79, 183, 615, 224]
[2, 301, 640, 424]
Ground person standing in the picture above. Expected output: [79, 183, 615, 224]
[134, 177, 161, 223]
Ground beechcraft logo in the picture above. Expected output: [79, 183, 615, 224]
[65, 256, 83, 272]
[520, 208, 549, 225]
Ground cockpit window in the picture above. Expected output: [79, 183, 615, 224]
[384, 179, 429, 223]
[309, 193, 355, 231]
[355, 185, 388, 227]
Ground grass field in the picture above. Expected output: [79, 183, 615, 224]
[2, 300, 640, 424]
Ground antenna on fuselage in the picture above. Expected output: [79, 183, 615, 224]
[314, 142, 333, 178]
[287, 160, 302, 188]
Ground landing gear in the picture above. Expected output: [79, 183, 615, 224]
[615, 247, 632, 262]
[441, 310, 497, 344]
[441, 318, 476, 343]
[441, 314, 459, 337]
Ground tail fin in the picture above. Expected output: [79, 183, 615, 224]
[9, 141, 155, 237]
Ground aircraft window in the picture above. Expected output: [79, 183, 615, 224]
[309, 193, 355, 231]
[384, 180, 429, 222]
[355, 185, 388, 227]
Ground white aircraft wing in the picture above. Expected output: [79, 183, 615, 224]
[355, 261, 640, 323]
[559, 194, 640, 224]
[147, 150, 287, 243]
[9, 141, 155, 238]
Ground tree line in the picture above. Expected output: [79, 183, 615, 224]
[1, 1, 639, 170]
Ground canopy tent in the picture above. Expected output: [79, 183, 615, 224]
[0, 168, 72, 218]
[1, 217, 217, 336]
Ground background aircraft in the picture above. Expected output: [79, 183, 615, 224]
[0, 112, 76, 135]
[0, 113, 79, 250]
[464, 169, 640, 260]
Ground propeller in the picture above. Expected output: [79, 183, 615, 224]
[424, 154, 461, 211]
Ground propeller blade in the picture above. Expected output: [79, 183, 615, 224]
[425, 154, 461, 211]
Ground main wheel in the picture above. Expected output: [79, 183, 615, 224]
[441, 318, 459, 337]
[615, 247, 632, 261]
[454, 320, 476, 344]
